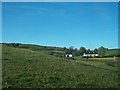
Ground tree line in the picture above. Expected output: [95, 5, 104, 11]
[64, 46, 108, 57]
[2, 43, 108, 57]
[2, 43, 21, 47]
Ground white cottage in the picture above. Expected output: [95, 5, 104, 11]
[65, 53, 73, 57]
[83, 52, 98, 57]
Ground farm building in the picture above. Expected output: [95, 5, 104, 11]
[65, 53, 73, 58]
[83, 52, 98, 57]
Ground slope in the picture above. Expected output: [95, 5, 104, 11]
[2, 44, 119, 88]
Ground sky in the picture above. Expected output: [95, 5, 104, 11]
[2, 0, 120, 2]
[0, 2, 1, 43]
[2, 2, 118, 49]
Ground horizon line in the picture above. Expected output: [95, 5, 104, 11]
[1, 42, 119, 50]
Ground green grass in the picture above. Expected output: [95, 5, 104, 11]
[0, 44, 2, 89]
[105, 49, 120, 57]
[2, 44, 119, 88]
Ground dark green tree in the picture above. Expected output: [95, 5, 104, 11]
[69, 46, 74, 53]
[86, 49, 91, 53]
[65, 48, 69, 53]
[63, 47, 67, 50]
[72, 48, 80, 56]
[72, 51, 80, 57]
[94, 48, 98, 53]
[79, 47, 86, 55]
[98, 46, 108, 57]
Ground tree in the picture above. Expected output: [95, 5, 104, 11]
[63, 47, 67, 50]
[69, 46, 74, 53]
[74, 48, 78, 52]
[94, 48, 98, 53]
[72, 48, 80, 56]
[98, 46, 107, 57]
[86, 49, 91, 53]
[79, 47, 86, 55]
[16, 43, 20, 47]
[65, 48, 69, 53]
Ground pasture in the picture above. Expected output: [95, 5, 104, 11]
[1, 44, 119, 88]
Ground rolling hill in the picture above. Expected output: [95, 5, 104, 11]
[1, 43, 119, 88]
[105, 49, 120, 57]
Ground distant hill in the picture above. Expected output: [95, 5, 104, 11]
[1, 43, 66, 58]
[1, 43, 120, 57]
[105, 49, 120, 57]
[18, 44, 66, 57]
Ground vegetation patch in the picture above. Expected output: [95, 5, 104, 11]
[2, 44, 119, 88]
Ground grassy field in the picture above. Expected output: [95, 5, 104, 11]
[2, 44, 119, 88]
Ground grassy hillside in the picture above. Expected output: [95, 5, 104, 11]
[18, 44, 66, 57]
[2, 44, 119, 88]
[105, 49, 120, 57]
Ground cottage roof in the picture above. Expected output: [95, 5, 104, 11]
[84, 52, 98, 54]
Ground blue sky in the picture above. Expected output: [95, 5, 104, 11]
[2, 0, 120, 2]
[2, 2, 118, 49]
